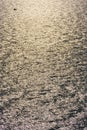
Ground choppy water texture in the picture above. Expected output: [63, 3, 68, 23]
[0, 0, 87, 130]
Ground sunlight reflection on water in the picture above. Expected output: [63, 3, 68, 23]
[0, 0, 87, 130]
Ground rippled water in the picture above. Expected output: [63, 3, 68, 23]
[0, 0, 87, 130]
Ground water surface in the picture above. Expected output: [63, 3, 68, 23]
[0, 0, 87, 130]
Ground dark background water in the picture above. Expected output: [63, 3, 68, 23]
[0, 0, 87, 129]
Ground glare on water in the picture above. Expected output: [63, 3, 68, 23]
[0, 0, 87, 130]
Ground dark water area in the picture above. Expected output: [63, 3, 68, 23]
[0, 0, 87, 130]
